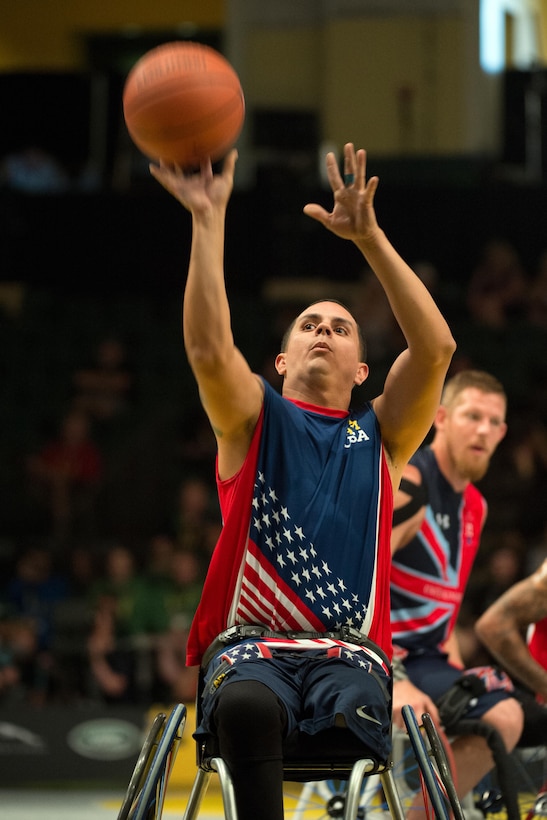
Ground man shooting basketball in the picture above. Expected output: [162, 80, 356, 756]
[149, 143, 455, 820]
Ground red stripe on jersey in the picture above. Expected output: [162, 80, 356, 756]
[390, 604, 452, 634]
[420, 518, 449, 580]
[235, 539, 324, 631]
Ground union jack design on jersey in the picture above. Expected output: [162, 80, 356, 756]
[391, 447, 487, 653]
[186, 381, 394, 667]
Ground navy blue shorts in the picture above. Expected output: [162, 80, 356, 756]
[197, 643, 392, 762]
[405, 652, 517, 720]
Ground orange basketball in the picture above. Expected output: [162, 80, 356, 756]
[122, 41, 245, 168]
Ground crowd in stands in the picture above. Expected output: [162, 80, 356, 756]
[1, 233, 547, 709]
[0, 145, 102, 194]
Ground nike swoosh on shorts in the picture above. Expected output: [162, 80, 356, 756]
[356, 706, 382, 725]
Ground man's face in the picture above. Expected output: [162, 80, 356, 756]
[438, 387, 507, 482]
[275, 301, 367, 389]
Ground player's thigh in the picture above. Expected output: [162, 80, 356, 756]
[302, 658, 392, 760]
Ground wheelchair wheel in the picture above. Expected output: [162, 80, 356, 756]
[512, 746, 547, 820]
[474, 743, 547, 820]
[421, 713, 465, 820]
[289, 776, 386, 820]
[289, 718, 439, 820]
[118, 712, 167, 820]
[289, 764, 412, 820]
[527, 785, 547, 820]
[291, 707, 466, 820]
[118, 703, 187, 820]
[402, 705, 452, 820]
[290, 775, 402, 820]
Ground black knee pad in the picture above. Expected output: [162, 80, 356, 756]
[214, 680, 286, 754]
[214, 679, 286, 738]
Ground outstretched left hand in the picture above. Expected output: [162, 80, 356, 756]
[303, 143, 380, 244]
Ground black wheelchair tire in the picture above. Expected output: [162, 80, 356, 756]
[121, 704, 187, 820]
[422, 712, 465, 820]
[117, 712, 167, 820]
[402, 705, 450, 820]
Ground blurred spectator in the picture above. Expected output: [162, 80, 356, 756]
[466, 238, 530, 328]
[72, 336, 134, 443]
[350, 267, 404, 366]
[86, 543, 166, 704]
[26, 408, 104, 548]
[156, 550, 203, 702]
[527, 249, 547, 329]
[506, 411, 547, 540]
[177, 405, 217, 475]
[172, 475, 218, 557]
[5, 545, 69, 704]
[144, 533, 176, 589]
[0, 145, 70, 194]
[0, 618, 36, 703]
[66, 544, 98, 596]
[466, 537, 525, 614]
[525, 521, 547, 576]
[413, 259, 440, 294]
[48, 545, 98, 701]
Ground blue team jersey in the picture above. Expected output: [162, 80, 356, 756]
[187, 380, 394, 666]
[390, 447, 487, 655]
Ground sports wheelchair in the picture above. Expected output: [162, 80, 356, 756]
[452, 719, 547, 820]
[117, 698, 464, 820]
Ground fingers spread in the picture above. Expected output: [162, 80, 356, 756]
[303, 203, 328, 224]
[355, 148, 366, 189]
[344, 143, 356, 187]
[200, 157, 214, 181]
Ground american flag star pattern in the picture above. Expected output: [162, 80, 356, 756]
[234, 471, 369, 633]
[220, 638, 376, 673]
[186, 382, 394, 667]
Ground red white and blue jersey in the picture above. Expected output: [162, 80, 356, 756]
[390, 447, 487, 655]
[186, 379, 394, 667]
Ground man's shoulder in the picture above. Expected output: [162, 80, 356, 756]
[407, 445, 434, 477]
[396, 448, 431, 498]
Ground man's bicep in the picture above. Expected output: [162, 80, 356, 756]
[196, 349, 264, 439]
[374, 349, 448, 471]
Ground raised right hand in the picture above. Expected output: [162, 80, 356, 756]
[149, 149, 238, 218]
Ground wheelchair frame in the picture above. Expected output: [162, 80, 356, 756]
[117, 702, 464, 820]
[117, 703, 186, 820]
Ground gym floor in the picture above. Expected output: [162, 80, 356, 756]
[0, 787, 225, 819]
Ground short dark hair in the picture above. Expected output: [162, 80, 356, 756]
[280, 298, 367, 361]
